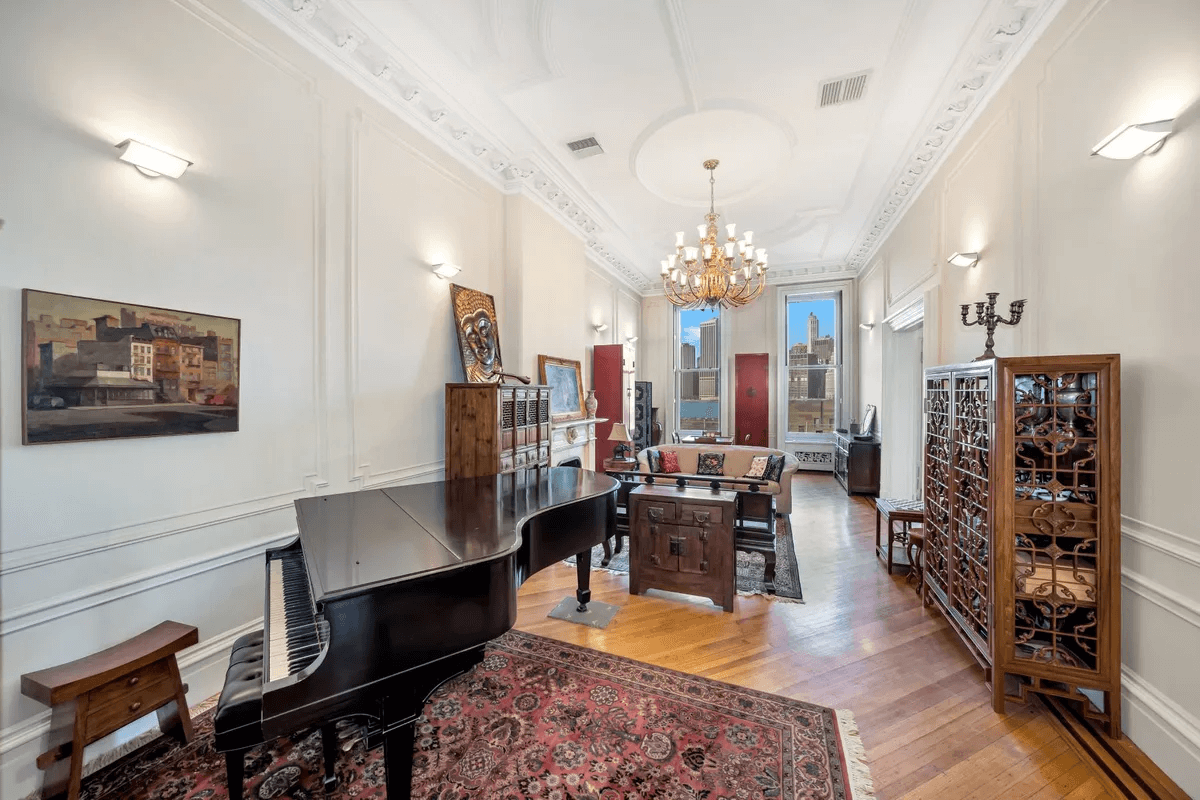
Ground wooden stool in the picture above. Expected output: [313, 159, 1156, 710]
[21, 621, 197, 800]
[874, 498, 924, 574]
[906, 530, 925, 596]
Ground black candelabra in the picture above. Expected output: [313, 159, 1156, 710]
[961, 292, 1026, 360]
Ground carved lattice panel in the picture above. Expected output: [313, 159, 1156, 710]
[950, 373, 991, 649]
[923, 375, 952, 602]
[1010, 371, 1101, 672]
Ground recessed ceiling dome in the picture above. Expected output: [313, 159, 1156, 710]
[633, 108, 791, 207]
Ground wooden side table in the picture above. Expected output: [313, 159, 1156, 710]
[603, 457, 639, 474]
[875, 497, 924, 574]
[21, 621, 198, 800]
[629, 484, 737, 611]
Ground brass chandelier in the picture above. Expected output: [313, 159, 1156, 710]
[661, 159, 768, 309]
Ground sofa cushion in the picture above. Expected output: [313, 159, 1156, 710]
[645, 449, 662, 473]
[743, 455, 770, 479]
[696, 451, 725, 475]
[660, 451, 681, 474]
[763, 454, 785, 483]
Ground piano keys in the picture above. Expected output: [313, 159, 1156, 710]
[259, 466, 616, 798]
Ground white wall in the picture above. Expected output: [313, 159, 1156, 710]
[855, 0, 1200, 792]
[0, 1, 633, 797]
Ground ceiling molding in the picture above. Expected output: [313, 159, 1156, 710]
[660, 0, 701, 111]
[846, 0, 1067, 273]
[244, 0, 652, 294]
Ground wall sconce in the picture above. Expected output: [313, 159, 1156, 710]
[1091, 119, 1173, 159]
[626, 336, 638, 344]
[947, 252, 980, 268]
[592, 322, 608, 332]
[117, 139, 191, 178]
[859, 322, 875, 331]
[431, 262, 461, 279]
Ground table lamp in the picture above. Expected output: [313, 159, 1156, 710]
[608, 422, 632, 459]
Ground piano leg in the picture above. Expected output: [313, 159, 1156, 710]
[575, 546, 593, 612]
[383, 722, 415, 800]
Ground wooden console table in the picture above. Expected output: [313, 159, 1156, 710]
[21, 621, 198, 800]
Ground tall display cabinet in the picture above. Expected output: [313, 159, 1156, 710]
[923, 354, 1121, 737]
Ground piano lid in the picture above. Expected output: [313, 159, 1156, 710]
[293, 467, 616, 602]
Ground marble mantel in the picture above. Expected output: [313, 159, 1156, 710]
[550, 417, 605, 467]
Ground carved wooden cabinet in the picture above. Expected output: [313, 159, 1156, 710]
[833, 431, 880, 496]
[445, 383, 551, 479]
[923, 354, 1121, 736]
[629, 485, 736, 611]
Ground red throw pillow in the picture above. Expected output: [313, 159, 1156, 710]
[659, 450, 681, 474]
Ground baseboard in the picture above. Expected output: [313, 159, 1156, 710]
[1041, 693, 1195, 800]
[1, 618, 261, 800]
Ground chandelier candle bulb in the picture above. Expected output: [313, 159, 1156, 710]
[668, 254, 677, 268]
[675, 231, 685, 247]
[698, 224, 708, 238]
[724, 242, 735, 258]
[726, 223, 737, 238]
[704, 243, 713, 259]
[744, 231, 753, 245]
[661, 261, 669, 275]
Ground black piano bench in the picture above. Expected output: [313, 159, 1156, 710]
[213, 630, 339, 798]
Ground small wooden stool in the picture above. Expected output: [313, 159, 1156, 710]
[874, 498, 924, 574]
[906, 530, 925, 596]
[21, 621, 197, 800]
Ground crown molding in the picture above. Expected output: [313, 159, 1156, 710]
[244, 0, 653, 294]
[846, 0, 1068, 273]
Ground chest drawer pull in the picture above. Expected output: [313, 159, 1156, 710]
[694, 511, 711, 524]
[128, 701, 142, 714]
[128, 676, 140, 687]
[647, 508, 664, 523]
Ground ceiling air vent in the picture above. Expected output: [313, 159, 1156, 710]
[819, 70, 871, 107]
[566, 135, 604, 159]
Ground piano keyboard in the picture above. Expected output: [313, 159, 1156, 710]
[266, 547, 328, 682]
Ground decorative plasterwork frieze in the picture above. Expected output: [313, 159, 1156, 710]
[846, 0, 1066, 273]
[248, 0, 653, 293]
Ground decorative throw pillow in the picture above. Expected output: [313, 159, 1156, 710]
[696, 451, 725, 475]
[763, 454, 785, 483]
[659, 450, 681, 474]
[743, 455, 770, 480]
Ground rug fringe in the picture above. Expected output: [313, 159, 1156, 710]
[835, 709, 877, 800]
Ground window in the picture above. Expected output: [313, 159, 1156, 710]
[675, 306, 722, 434]
[783, 292, 840, 436]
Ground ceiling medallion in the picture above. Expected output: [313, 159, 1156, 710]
[661, 159, 768, 309]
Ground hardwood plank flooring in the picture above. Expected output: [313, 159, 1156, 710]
[513, 471, 1119, 800]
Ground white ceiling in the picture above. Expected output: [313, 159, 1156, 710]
[254, 0, 1065, 292]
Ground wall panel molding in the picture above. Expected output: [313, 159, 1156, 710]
[0, 532, 294, 636]
[1122, 568, 1200, 632]
[1122, 666, 1200, 774]
[1123, 515, 1200, 571]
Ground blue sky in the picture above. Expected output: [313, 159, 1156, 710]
[679, 307, 718, 349]
[786, 298, 836, 347]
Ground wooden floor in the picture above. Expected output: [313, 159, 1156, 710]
[514, 471, 1118, 800]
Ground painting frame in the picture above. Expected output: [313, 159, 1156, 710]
[449, 283, 505, 383]
[21, 288, 241, 445]
[538, 355, 585, 423]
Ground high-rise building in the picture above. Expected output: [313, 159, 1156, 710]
[679, 342, 699, 399]
[698, 318, 719, 398]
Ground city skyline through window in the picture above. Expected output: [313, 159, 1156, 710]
[677, 307, 720, 433]
[785, 295, 839, 434]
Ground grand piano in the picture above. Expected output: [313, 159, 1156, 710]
[260, 466, 616, 798]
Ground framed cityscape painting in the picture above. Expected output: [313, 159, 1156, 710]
[21, 289, 241, 445]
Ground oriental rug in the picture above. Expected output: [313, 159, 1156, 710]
[71, 630, 872, 800]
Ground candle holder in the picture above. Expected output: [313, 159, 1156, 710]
[961, 292, 1026, 360]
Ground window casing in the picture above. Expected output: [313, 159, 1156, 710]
[674, 306, 722, 434]
[781, 289, 844, 441]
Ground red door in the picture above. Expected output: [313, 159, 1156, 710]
[735, 353, 769, 447]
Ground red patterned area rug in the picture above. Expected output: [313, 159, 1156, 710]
[74, 630, 874, 800]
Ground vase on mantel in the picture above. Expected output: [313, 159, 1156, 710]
[584, 389, 598, 418]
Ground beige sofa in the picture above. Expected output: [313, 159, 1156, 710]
[635, 444, 799, 514]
